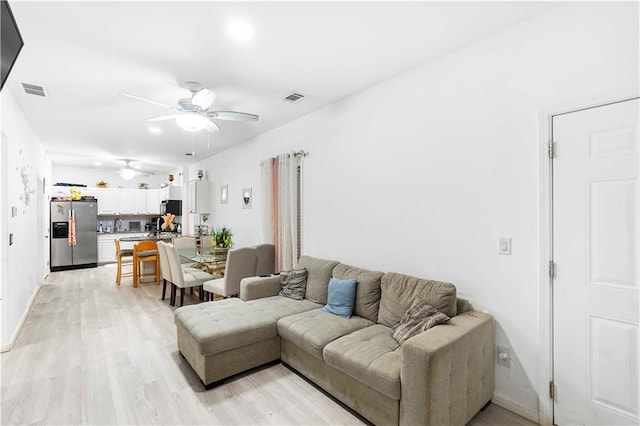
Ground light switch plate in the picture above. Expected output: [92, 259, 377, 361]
[498, 237, 511, 255]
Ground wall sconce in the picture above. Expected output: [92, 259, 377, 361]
[242, 188, 252, 209]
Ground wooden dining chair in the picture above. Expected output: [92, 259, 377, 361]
[132, 240, 160, 287]
[114, 239, 134, 285]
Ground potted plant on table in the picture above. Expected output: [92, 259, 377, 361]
[211, 226, 233, 256]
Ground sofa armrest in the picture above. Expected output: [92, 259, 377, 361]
[400, 311, 495, 426]
[240, 275, 281, 301]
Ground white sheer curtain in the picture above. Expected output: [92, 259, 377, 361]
[260, 152, 301, 272]
[260, 158, 274, 244]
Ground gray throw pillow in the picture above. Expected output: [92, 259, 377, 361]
[391, 297, 450, 344]
[279, 268, 308, 300]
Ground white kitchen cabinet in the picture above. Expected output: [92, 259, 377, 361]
[145, 189, 161, 214]
[97, 188, 118, 214]
[97, 234, 118, 263]
[160, 185, 182, 201]
[187, 180, 211, 214]
[134, 189, 147, 214]
[118, 189, 136, 214]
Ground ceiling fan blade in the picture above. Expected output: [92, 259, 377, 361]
[208, 111, 259, 122]
[120, 93, 180, 111]
[145, 114, 181, 122]
[203, 119, 221, 133]
[192, 88, 216, 109]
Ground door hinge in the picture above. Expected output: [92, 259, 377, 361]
[548, 141, 555, 158]
[549, 381, 556, 400]
[549, 260, 556, 280]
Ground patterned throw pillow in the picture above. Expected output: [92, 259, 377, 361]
[391, 297, 450, 344]
[279, 268, 308, 300]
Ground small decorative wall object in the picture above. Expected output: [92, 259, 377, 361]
[168, 174, 174, 183]
[197, 169, 204, 180]
[220, 185, 228, 204]
[242, 188, 252, 209]
[17, 148, 35, 210]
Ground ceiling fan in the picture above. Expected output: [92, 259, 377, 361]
[118, 159, 156, 180]
[120, 81, 259, 133]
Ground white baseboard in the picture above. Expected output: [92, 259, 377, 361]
[1, 284, 41, 353]
[493, 391, 540, 424]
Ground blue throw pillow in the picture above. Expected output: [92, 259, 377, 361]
[322, 278, 358, 318]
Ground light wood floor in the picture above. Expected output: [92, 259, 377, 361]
[1, 265, 537, 425]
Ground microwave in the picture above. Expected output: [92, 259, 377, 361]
[160, 199, 182, 216]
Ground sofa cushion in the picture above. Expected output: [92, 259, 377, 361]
[323, 324, 401, 400]
[278, 268, 308, 300]
[297, 256, 340, 304]
[322, 278, 357, 318]
[377, 272, 457, 327]
[277, 309, 373, 360]
[333, 263, 384, 322]
[174, 296, 321, 356]
[391, 298, 450, 344]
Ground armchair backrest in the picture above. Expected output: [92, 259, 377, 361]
[223, 247, 258, 296]
[165, 243, 186, 286]
[157, 241, 172, 282]
[254, 243, 276, 276]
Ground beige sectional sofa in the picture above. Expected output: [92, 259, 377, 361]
[174, 256, 495, 425]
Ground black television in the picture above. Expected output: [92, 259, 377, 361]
[1, 0, 24, 91]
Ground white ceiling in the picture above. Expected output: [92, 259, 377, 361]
[5, 1, 551, 174]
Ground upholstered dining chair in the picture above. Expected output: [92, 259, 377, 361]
[172, 236, 198, 267]
[165, 243, 215, 306]
[114, 239, 134, 285]
[254, 243, 276, 276]
[156, 241, 172, 301]
[132, 240, 159, 287]
[203, 246, 257, 300]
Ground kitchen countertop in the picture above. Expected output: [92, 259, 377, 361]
[118, 233, 182, 242]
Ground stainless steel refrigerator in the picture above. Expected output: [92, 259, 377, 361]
[50, 200, 98, 271]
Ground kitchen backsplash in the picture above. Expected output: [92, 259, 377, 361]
[97, 215, 181, 233]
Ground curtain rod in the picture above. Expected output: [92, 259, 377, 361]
[294, 150, 308, 157]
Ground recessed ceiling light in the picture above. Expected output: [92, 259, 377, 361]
[94, 161, 103, 166]
[228, 20, 253, 42]
[148, 126, 162, 134]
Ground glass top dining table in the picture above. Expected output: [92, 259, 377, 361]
[177, 248, 227, 264]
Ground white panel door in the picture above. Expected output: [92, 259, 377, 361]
[553, 98, 639, 425]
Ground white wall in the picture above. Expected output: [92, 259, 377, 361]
[0, 88, 51, 349]
[189, 2, 639, 419]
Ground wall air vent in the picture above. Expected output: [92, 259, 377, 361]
[283, 92, 305, 103]
[21, 82, 47, 97]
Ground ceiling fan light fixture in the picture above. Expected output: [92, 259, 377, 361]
[192, 89, 216, 109]
[176, 113, 208, 132]
[120, 168, 136, 180]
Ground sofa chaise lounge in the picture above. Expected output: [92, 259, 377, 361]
[174, 256, 495, 425]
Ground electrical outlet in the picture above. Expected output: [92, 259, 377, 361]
[497, 346, 511, 368]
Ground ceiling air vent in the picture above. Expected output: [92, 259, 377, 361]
[21, 82, 47, 97]
[283, 92, 305, 103]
